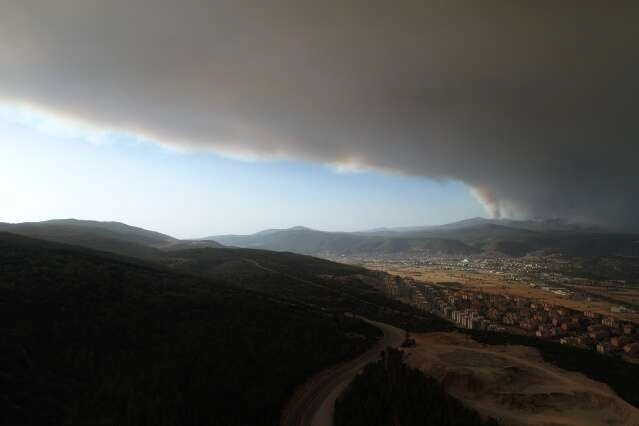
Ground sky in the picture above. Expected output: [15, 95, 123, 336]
[0, 105, 484, 238]
[0, 1, 637, 234]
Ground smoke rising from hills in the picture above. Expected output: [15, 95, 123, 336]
[1, 1, 638, 228]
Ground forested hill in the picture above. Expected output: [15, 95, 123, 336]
[0, 232, 380, 426]
[160, 246, 453, 333]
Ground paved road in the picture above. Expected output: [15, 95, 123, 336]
[281, 318, 405, 426]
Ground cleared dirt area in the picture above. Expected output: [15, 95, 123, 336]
[405, 332, 639, 426]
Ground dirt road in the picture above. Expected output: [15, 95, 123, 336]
[280, 318, 405, 426]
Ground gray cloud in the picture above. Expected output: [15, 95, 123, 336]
[1, 1, 638, 228]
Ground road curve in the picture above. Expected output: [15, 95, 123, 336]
[280, 318, 405, 426]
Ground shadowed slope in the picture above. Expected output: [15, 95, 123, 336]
[0, 232, 379, 426]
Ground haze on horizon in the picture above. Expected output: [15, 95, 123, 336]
[1, 1, 638, 235]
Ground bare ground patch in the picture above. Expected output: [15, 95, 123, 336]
[405, 332, 639, 426]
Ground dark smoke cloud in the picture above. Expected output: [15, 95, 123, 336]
[1, 1, 638, 228]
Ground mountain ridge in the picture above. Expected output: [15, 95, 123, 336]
[2, 217, 636, 260]
[207, 218, 638, 258]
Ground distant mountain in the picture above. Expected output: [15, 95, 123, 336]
[447, 217, 606, 233]
[354, 218, 490, 236]
[208, 218, 639, 258]
[212, 227, 363, 253]
[2, 217, 635, 261]
[209, 226, 475, 256]
[358, 217, 605, 235]
[0, 219, 223, 258]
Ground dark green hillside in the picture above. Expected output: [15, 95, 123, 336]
[166, 246, 363, 277]
[0, 233, 379, 426]
[163, 247, 453, 333]
[356, 236, 476, 254]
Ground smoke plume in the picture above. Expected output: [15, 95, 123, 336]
[1, 1, 637, 228]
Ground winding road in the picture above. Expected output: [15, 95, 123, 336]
[281, 318, 405, 426]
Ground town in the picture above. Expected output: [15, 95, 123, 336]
[383, 274, 639, 362]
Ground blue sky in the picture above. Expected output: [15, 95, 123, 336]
[0, 105, 485, 238]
